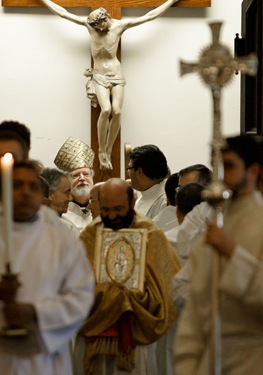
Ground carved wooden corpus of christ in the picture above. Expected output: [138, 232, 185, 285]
[2, 0, 211, 182]
[180, 21, 258, 375]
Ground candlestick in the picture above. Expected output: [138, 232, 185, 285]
[0, 154, 28, 337]
[1, 153, 14, 274]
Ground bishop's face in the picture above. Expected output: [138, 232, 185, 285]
[70, 167, 94, 198]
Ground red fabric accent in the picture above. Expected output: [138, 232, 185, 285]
[98, 324, 118, 337]
[117, 311, 136, 353]
[87, 312, 136, 353]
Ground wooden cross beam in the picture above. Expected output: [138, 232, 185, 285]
[2, 0, 211, 8]
[2, 0, 211, 182]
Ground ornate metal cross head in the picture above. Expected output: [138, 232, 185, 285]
[180, 22, 257, 89]
[180, 21, 258, 205]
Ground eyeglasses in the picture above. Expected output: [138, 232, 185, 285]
[126, 166, 135, 172]
[71, 171, 94, 179]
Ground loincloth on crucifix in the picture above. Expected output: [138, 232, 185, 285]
[84, 68, 126, 108]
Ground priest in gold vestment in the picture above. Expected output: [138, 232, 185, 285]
[74, 178, 180, 375]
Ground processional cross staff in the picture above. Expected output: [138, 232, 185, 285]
[179, 22, 258, 375]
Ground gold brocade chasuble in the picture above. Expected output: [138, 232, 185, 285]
[79, 213, 180, 373]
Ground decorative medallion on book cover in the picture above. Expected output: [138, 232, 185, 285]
[94, 228, 147, 292]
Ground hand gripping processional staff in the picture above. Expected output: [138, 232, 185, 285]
[179, 21, 258, 375]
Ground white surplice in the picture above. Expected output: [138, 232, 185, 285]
[152, 205, 178, 231]
[174, 192, 263, 375]
[63, 201, 92, 232]
[0, 205, 95, 375]
[175, 202, 213, 265]
[135, 180, 167, 219]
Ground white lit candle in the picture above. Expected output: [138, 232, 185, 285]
[1, 153, 14, 273]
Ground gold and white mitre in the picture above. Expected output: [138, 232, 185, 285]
[54, 136, 94, 172]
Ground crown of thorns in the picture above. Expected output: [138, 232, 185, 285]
[87, 8, 109, 27]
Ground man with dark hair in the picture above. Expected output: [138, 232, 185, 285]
[155, 181, 204, 375]
[0, 120, 31, 158]
[176, 182, 204, 224]
[178, 164, 212, 188]
[0, 161, 95, 375]
[174, 135, 263, 375]
[0, 130, 28, 161]
[165, 173, 179, 206]
[74, 178, 179, 375]
[172, 164, 213, 265]
[127, 144, 169, 219]
[164, 164, 211, 259]
[153, 172, 179, 231]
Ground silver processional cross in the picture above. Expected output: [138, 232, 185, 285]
[180, 22, 257, 191]
[179, 21, 258, 375]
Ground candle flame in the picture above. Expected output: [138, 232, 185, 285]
[3, 153, 14, 163]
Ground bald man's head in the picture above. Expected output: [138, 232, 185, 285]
[99, 178, 135, 230]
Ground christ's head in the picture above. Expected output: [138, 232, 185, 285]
[88, 8, 112, 31]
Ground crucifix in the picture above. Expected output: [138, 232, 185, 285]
[180, 21, 258, 375]
[2, 0, 210, 181]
